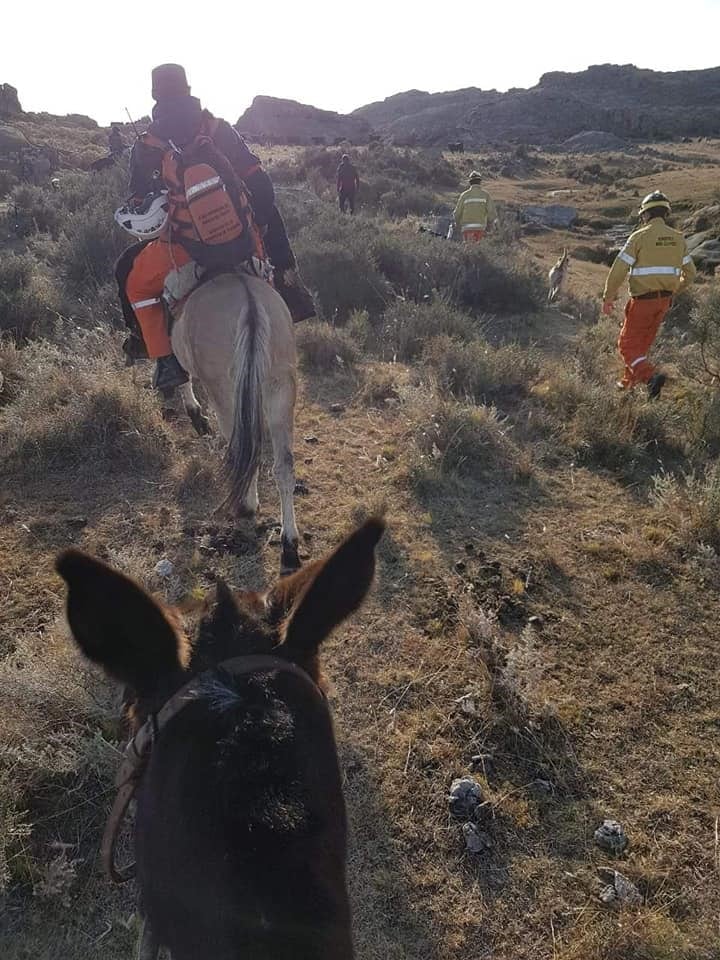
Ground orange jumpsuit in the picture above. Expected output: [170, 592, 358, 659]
[604, 218, 696, 388]
[126, 240, 192, 358]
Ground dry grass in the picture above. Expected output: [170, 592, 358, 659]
[4, 139, 720, 960]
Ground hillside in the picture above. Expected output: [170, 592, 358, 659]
[354, 63, 720, 145]
[238, 94, 372, 145]
[4, 117, 720, 959]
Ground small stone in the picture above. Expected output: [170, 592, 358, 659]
[462, 822, 492, 854]
[304, 435, 320, 444]
[329, 403, 345, 414]
[449, 777, 483, 820]
[598, 869, 641, 907]
[153, 559, 174, 578]
[454, 560, 467, 573]
[66, 516, 88, 529]
[528, 615, 544, 628]
[456, 694, 478, 716]
[294, 480, 310, 495]
[470, 753, 494, 773]
[594, 820, 629, 856]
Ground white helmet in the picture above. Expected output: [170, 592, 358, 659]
[114, 191, 169, 239]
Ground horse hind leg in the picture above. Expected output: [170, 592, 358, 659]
[178, 380, 212, 437]
[266, 380, 300, 575]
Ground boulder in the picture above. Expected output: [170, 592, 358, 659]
[521, 204, 578, 229]
[559, 130, 631, 153]
[237, 96, 372, 146]
[689, 238, 720, 272]
[0, 84, 22, 117]
[0, 123, 26, 153]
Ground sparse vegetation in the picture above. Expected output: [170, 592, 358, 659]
[3, 127, 720, 959]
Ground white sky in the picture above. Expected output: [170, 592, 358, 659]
[5, 0, 720, 126]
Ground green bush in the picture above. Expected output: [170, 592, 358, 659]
[8, 184, 62, 238]
[0, 253, 60, 338]
[294, 235, 390, 321]
[424, 335, 539, 402]
[380, 301, 477, 361]
[295, 321, 359, 371]
[379, 184, 436, 219]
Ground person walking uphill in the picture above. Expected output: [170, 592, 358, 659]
[603, 191, 696, 399]
[117, 64, 315, 392]
[337, 154, 359, 214]
[452, 171, 497, 241]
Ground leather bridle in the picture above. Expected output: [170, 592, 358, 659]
[102, 653, 322, 884]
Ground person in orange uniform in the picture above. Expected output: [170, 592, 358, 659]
[603, 191, 696, 398]
[119, 64, 315, 391]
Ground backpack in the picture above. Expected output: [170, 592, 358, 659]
[170, 136, 259, 269]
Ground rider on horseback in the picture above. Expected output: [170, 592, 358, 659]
[116, 64, 315, 391]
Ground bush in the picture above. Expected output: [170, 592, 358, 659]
[413, 397, 516, 478]
[0, 330, 173, 478]
[294, 235, 390, 320]
[380, 301, 477, 361]
[295, 321, 359, 371]
[424, 335, 539, 402]
[8, 184, 62, 238]
[0, 253, 61, 338]
[651, 464, 720, 551]
[359, 366, 399, 406]
[380, 184, 436, 219]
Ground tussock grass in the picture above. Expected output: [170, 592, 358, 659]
[295, 320, 359, 371]
[0, 330, 173, 479]
[424, 334, 539, 402]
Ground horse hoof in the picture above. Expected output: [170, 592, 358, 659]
[189, 408, 212, 437]
[280, 539, 301, 577]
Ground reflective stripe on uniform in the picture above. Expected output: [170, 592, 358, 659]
[462, 223, 487, 230]
[132, 297, 162, 310]
[629, 266, 681, 276]
[618, 251, 636, 265]
[463, 198, 488, 205]
[630, 356, 647, 368]
[683, 255, 694, 265]
[185, 176, 222, 200]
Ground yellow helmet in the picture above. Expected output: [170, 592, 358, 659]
[638, 191, 671, 216]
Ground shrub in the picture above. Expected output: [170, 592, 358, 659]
[359, 366, 399, 406]
[295, 321, 359, 371]
[0, 253, 61, 338]
[651, 464, 720, 551]
[8, 184, 62, 238]
[380, 184, 436, 219]
[413, 397, 516, 478]
[0, 332, 173, 479]
[424, 335, 539, 402]
[380, 300, 477, 361]
[293, 236, 390, 320]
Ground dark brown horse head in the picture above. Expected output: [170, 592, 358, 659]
[56, 518, 384, 959]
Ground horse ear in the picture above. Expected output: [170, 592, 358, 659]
[277, 518, 384, 669]
[56, 550, 184, 696]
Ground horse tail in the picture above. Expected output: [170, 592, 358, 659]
[222, 276, 270, 514]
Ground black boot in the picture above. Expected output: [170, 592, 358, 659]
[152, 354, 189, 392]
[274, 269, 316, 323]
[647, 372, 666, 400]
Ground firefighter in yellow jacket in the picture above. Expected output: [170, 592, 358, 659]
[603, 191, 696, 398]
[452, 172, 498, 241]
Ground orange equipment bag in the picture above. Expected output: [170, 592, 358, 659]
[171, 136, 258, 269]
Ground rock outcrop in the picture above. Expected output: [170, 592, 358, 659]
[237, 96, 372, 145]
[0, 84, 22, 117]
[353, 64, 720, 147]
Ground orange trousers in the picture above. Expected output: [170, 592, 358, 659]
[462, 229, 486, 242]
[617, 295, 671, 388]
[126, 239, 192, 358]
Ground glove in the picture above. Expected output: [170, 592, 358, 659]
[602, 300, 615, 316]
